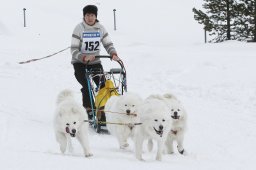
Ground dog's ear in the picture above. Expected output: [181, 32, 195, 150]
[58, 108, 65, 117]
[71, 107, 78, 114]
[135, 95, 143, 104]
[116, 95, 123, 105]
[58, 112, 62, 117]
[145, 107, 153, 114]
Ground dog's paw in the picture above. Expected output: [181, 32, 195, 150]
[136, 157, 145, 161]
[60, 145, 66, 154]
[85, 153, 93, 157]
[179, 149, 187, 155]
[178, 149, 185, 155]
[167, 151, 174, 154]
[120, 143, 129, 149]
[156, 156, 162, 161]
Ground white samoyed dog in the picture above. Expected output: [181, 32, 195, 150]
[134, 98, 172, 161]
[148, 93, 187, 155]
[54, 89, 93, 157]
[105, 92, 143, 149]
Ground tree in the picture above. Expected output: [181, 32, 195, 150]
[192, 8, 213, 31]
[234, 0, 256, 41]
[193, 0, 237, 42]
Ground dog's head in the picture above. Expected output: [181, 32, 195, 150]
[140, 98, 172, 139]
[168, 102, 186, 122]
[161, 94, 186, 121]
[58, 107, 85, 137]
[116, 92, 142, 116]
[150, 116, 170, 138]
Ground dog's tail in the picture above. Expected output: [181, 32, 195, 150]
[56, 89, 74, 104]
[147, 139, 153, 152]
[146, 94, 163, 100]
[163, 93, 178, 100]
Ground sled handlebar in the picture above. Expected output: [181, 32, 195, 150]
[95, 55, 112, 59]
[85, 55, 127, 93]
[92, 55, 125, 72]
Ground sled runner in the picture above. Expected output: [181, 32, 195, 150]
[85, 55, 127, 133]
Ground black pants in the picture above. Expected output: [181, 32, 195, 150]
[73, 63, 105, 111]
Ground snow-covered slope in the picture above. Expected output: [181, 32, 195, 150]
[0, 0, 256, 169]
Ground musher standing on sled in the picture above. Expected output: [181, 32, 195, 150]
[70, 5, 120, 119]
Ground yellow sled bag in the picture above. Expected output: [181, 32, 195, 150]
[95, 79, 119, 118]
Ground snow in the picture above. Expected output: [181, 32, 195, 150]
[1, 0, 256, 169]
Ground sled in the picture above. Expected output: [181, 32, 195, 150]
[85, 55, 127, 133]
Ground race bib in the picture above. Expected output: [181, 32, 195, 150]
[81, 32, 101, 54]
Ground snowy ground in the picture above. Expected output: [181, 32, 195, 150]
[1, 0, 256, 170]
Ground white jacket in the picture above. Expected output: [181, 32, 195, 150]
[71, 20, 117, 64]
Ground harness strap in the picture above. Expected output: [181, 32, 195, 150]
[84, 120, 142, 126]
[97, 109, 137, 116]
[19, 46, 70, 64]
[171, 130, 178, 135]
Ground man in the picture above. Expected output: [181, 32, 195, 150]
[71, 5, 120, 119]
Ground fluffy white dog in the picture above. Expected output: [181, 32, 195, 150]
[148, 93, 187, 155]
[105, 92, 143, 149]
[54, 89, 93, 157]
[134, 98, 172, 161]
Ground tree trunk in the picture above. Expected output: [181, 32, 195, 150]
[226, 0, 231, 40]
[254, 0, 256, 42]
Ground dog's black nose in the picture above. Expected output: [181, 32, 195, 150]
[71, 129, 76, 134]
[159, 125, 163, 130]
[174, 111, 178, 116]
[126, 109, 131, 114]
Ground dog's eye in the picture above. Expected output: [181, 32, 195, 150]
[125, 104, 127, 106]
[162, 119, 165, 122]
[154, 119, 158, 122]
[132, 105, 135, 107]
[73, 122, 76, 124]
[66, 123, 70, 126]
[171, 109, 174, 111]
[178, 109, 180, 111]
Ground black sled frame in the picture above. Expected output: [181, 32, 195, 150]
[85, 55, 127, 133]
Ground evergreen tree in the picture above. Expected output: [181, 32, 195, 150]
[192, 8, 213, 31]
[234, 0, 256, 41]
[193, 0, 237, 42]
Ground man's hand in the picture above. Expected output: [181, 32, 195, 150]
[82, 55, 95, 62]
[112, 54, 120, 61]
